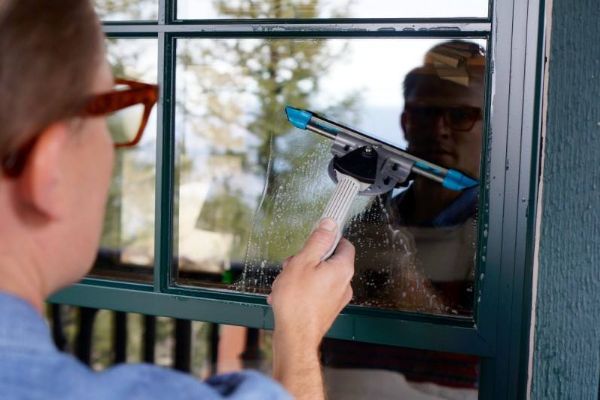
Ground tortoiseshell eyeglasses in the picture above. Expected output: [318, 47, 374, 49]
[1, 78, 158, 177]
[86, 78, 158, 148]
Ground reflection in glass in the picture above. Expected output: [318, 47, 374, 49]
[88, 39, 158, 283]
[174, 37, 486, 317]
[95, 0, 158, 21]
[321, 339, 479, 398]
[177, 0, 488, 20]
[348, 41, 485, 316]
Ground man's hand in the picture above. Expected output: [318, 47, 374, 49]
[268, 218, 355, 400]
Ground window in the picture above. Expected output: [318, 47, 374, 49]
[51, 1, 545, 398]
[173, 37, 487, 320]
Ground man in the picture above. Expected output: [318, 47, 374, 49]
[0, 1, 354, 399]
[322, 40, 485, 397]
[350, 40, 484, 315]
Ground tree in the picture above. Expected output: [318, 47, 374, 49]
[175, 0, 361, 292]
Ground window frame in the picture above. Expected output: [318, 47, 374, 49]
[51, 0, 547, 397]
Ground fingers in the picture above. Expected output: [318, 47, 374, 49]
[327, 238, 355, 264]
[294, 218, 338, 266]
[326, 238, 355, 282]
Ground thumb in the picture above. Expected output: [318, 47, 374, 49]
[295, 218, 338, 266]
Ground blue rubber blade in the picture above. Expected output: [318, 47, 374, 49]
[442, 169, 479, 191]
[285, 106, 313, 129]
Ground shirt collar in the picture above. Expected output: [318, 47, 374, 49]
[0, 291, 55, 351]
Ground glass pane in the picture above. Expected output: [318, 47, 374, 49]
[321, 338, 480, 398]
[177, 0, 488, 19]
[88, 38, 158, 283]
[175, 37, 487, 317]
[95, 0, 158, 21]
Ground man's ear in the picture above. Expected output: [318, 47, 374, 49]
[17, 122, 69, 219]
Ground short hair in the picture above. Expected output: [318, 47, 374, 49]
[0, 0, 104, 160]
[403, 40, 485, 100]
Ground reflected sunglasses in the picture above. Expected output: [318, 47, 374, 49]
[1, 78, 158, 177]
[404, 105, 483, 132]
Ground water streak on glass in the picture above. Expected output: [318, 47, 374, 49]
[235, 135, 361, 294]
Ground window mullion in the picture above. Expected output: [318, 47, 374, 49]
[154, 31, 176, 293]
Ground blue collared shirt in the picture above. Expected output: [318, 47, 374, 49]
[0, 292, 290, 400]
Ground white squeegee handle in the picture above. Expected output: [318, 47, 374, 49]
[319, 173, 368, 260]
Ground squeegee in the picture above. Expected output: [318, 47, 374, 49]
[285, 106, 478, 259]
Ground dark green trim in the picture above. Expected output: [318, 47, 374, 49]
[516, 0, 547, 396]
[166, 0, 177, 23]
[50, 283, 493, 356]
[471, 35, 492, 330]
[478, 0, 545, 398]
[154, 33, 176, 292]
[103, 29, 158, 38]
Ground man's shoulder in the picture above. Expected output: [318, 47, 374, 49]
[0, 293, 290, 399]
[0, 351, 289, 400]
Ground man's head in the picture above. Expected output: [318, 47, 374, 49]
[0, 0, 115, 296]
[0, 0, 107, 159]
[401, 41, 485, 179]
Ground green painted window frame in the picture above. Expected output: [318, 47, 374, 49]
[51, 0, 547, 398]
